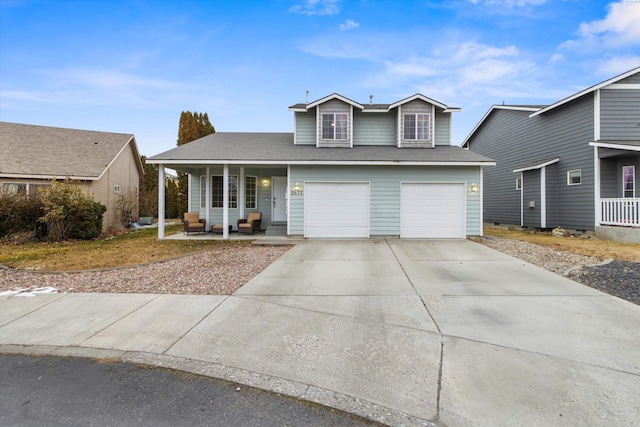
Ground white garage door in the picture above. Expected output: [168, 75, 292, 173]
[304, 182, 370, 238]
[401, 183, 466, 239]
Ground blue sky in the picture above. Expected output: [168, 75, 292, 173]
[1, 0, 639, 157]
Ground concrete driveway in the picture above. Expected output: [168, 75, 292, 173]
[1, 238, 639, 426]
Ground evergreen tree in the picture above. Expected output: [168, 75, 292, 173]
[176, 111, 215, 216]
[138, 156, 159, 217]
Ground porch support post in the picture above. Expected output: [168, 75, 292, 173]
[205, 166, 211, 229]
[479, 167, 484, 237]
[223, 164, 229, 239]
[287, 164, 291, 236]
[187, 174, 192, 212]
[158, 165, 165, 239]
[239, 166, 245, 220]
[594, 146, 601, 227]
[540, 166, 547, 228]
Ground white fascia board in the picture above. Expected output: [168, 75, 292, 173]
[288, 107, 307, 112]
[443, 108, 461, 113]
[513, 157, 560, 173]
[589, 141, 640, 152]
[96, 136, 137, 180]
[0, 173, 99, 180]
[530, 66, 640, 117]
[146, 159, 496, 167]
[602, 84, 640, 90]
[389, 93, 448, 110]
[361, 108, 390, 113]
[461, 105, 541, 148]
[306, 93, 364, 110]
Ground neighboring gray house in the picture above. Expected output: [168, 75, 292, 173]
[148, 93, 494, 239]
[462, 67, 640, 243]
[0, 121, 143, 230]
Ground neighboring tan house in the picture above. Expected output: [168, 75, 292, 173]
[462, 66, 640, 243]
[148, 93, 494, 239]
[0, 121, 144, 230]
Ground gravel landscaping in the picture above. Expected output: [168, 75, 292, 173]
[1, 237, 638, 306]
[478, 235, 640, 306]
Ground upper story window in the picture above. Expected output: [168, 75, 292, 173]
[321, 113, 348, 140]
[403, 113, 431, 141]
[623, 165, 635, 198]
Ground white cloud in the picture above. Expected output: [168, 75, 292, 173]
[568, 1, 640, 48]
[289, 0, 340, 16]
[467, 0, 547, 7]
[594, 56, 640, 76]
[339, 19, 359, 31]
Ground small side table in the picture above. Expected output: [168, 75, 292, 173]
[211, 224, 233, 234]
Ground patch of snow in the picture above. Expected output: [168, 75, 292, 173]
[0, 287, 58, 297]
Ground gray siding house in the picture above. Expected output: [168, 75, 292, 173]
[148, 93, 494, 239]
[462, 67, 640, 243]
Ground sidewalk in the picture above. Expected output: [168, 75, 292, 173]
[1, 239, 639, 426]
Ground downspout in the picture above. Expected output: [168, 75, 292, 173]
[158, 165, 165, 239]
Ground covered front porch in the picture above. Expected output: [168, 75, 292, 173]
[592, 141, 640, 243]
[155, 163, 291, 240]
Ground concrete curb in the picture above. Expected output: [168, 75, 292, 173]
[0, 344, 435, 427]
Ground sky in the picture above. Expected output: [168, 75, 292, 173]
[1, 0, 639, 158]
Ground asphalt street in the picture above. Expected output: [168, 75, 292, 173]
[0, 355, 381, 427]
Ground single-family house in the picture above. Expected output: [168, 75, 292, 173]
[461, 66, 640, 243]
[147, 93, 495, 239]
[0, 121, 144, 230]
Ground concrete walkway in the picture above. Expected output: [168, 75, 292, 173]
[1, 239, 639, 426]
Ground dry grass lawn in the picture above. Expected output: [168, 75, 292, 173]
[484, 226, 640, 263]
[2, 223, 638, 272]
[0, 224, 251, 271]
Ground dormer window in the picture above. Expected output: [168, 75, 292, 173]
[321, 113, 348, 140]
[403, 113, 431, 141]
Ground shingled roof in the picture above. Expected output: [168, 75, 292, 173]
[147, 132, 494, 165]
[0, 122, 142, 180]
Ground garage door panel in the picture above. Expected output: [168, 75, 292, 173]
[305, 182, 369, 238]
[401, 183, 465, 239]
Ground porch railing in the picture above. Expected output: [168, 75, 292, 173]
[600, 198, 640, 227]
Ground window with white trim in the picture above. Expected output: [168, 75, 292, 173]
[403, 113, 431, 141]
[199, 175, 206, 209]
[211, 175, 238, 208]
[567, 170, 581, 186]
[245, 176, 257, 209]
[1, 183, 27, 196]
[321, 113, 348, 140]
[516, 177, 522, 190]
[623, 165, 635, 198]
[114, 185, 121, 194]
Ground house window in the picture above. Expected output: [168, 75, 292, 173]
[403, 113, 431, 141]
[28, 183, 49, 196]
[245, 176, 257, 209]
[567, 170, 581, 186]
[1, 183, 27, 196]
[516, 177, 522, 190]
[199, 175, 206, 209]
[321, 113, 348, 140]
[211, 175, 238, 208]
[623, 165, 635, 198]
[114, 185, 122, 194]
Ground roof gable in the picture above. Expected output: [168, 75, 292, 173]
[305, 93, 364, 110]
[530, 66, 640, 117]
[389, 93, 451, 110]
[0, 121, 141, 180]
[461, 105, 543, 148]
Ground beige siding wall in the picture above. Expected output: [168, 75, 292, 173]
[93, 141, 141, 230]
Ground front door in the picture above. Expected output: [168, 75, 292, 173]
[272, 176, 287, 222]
